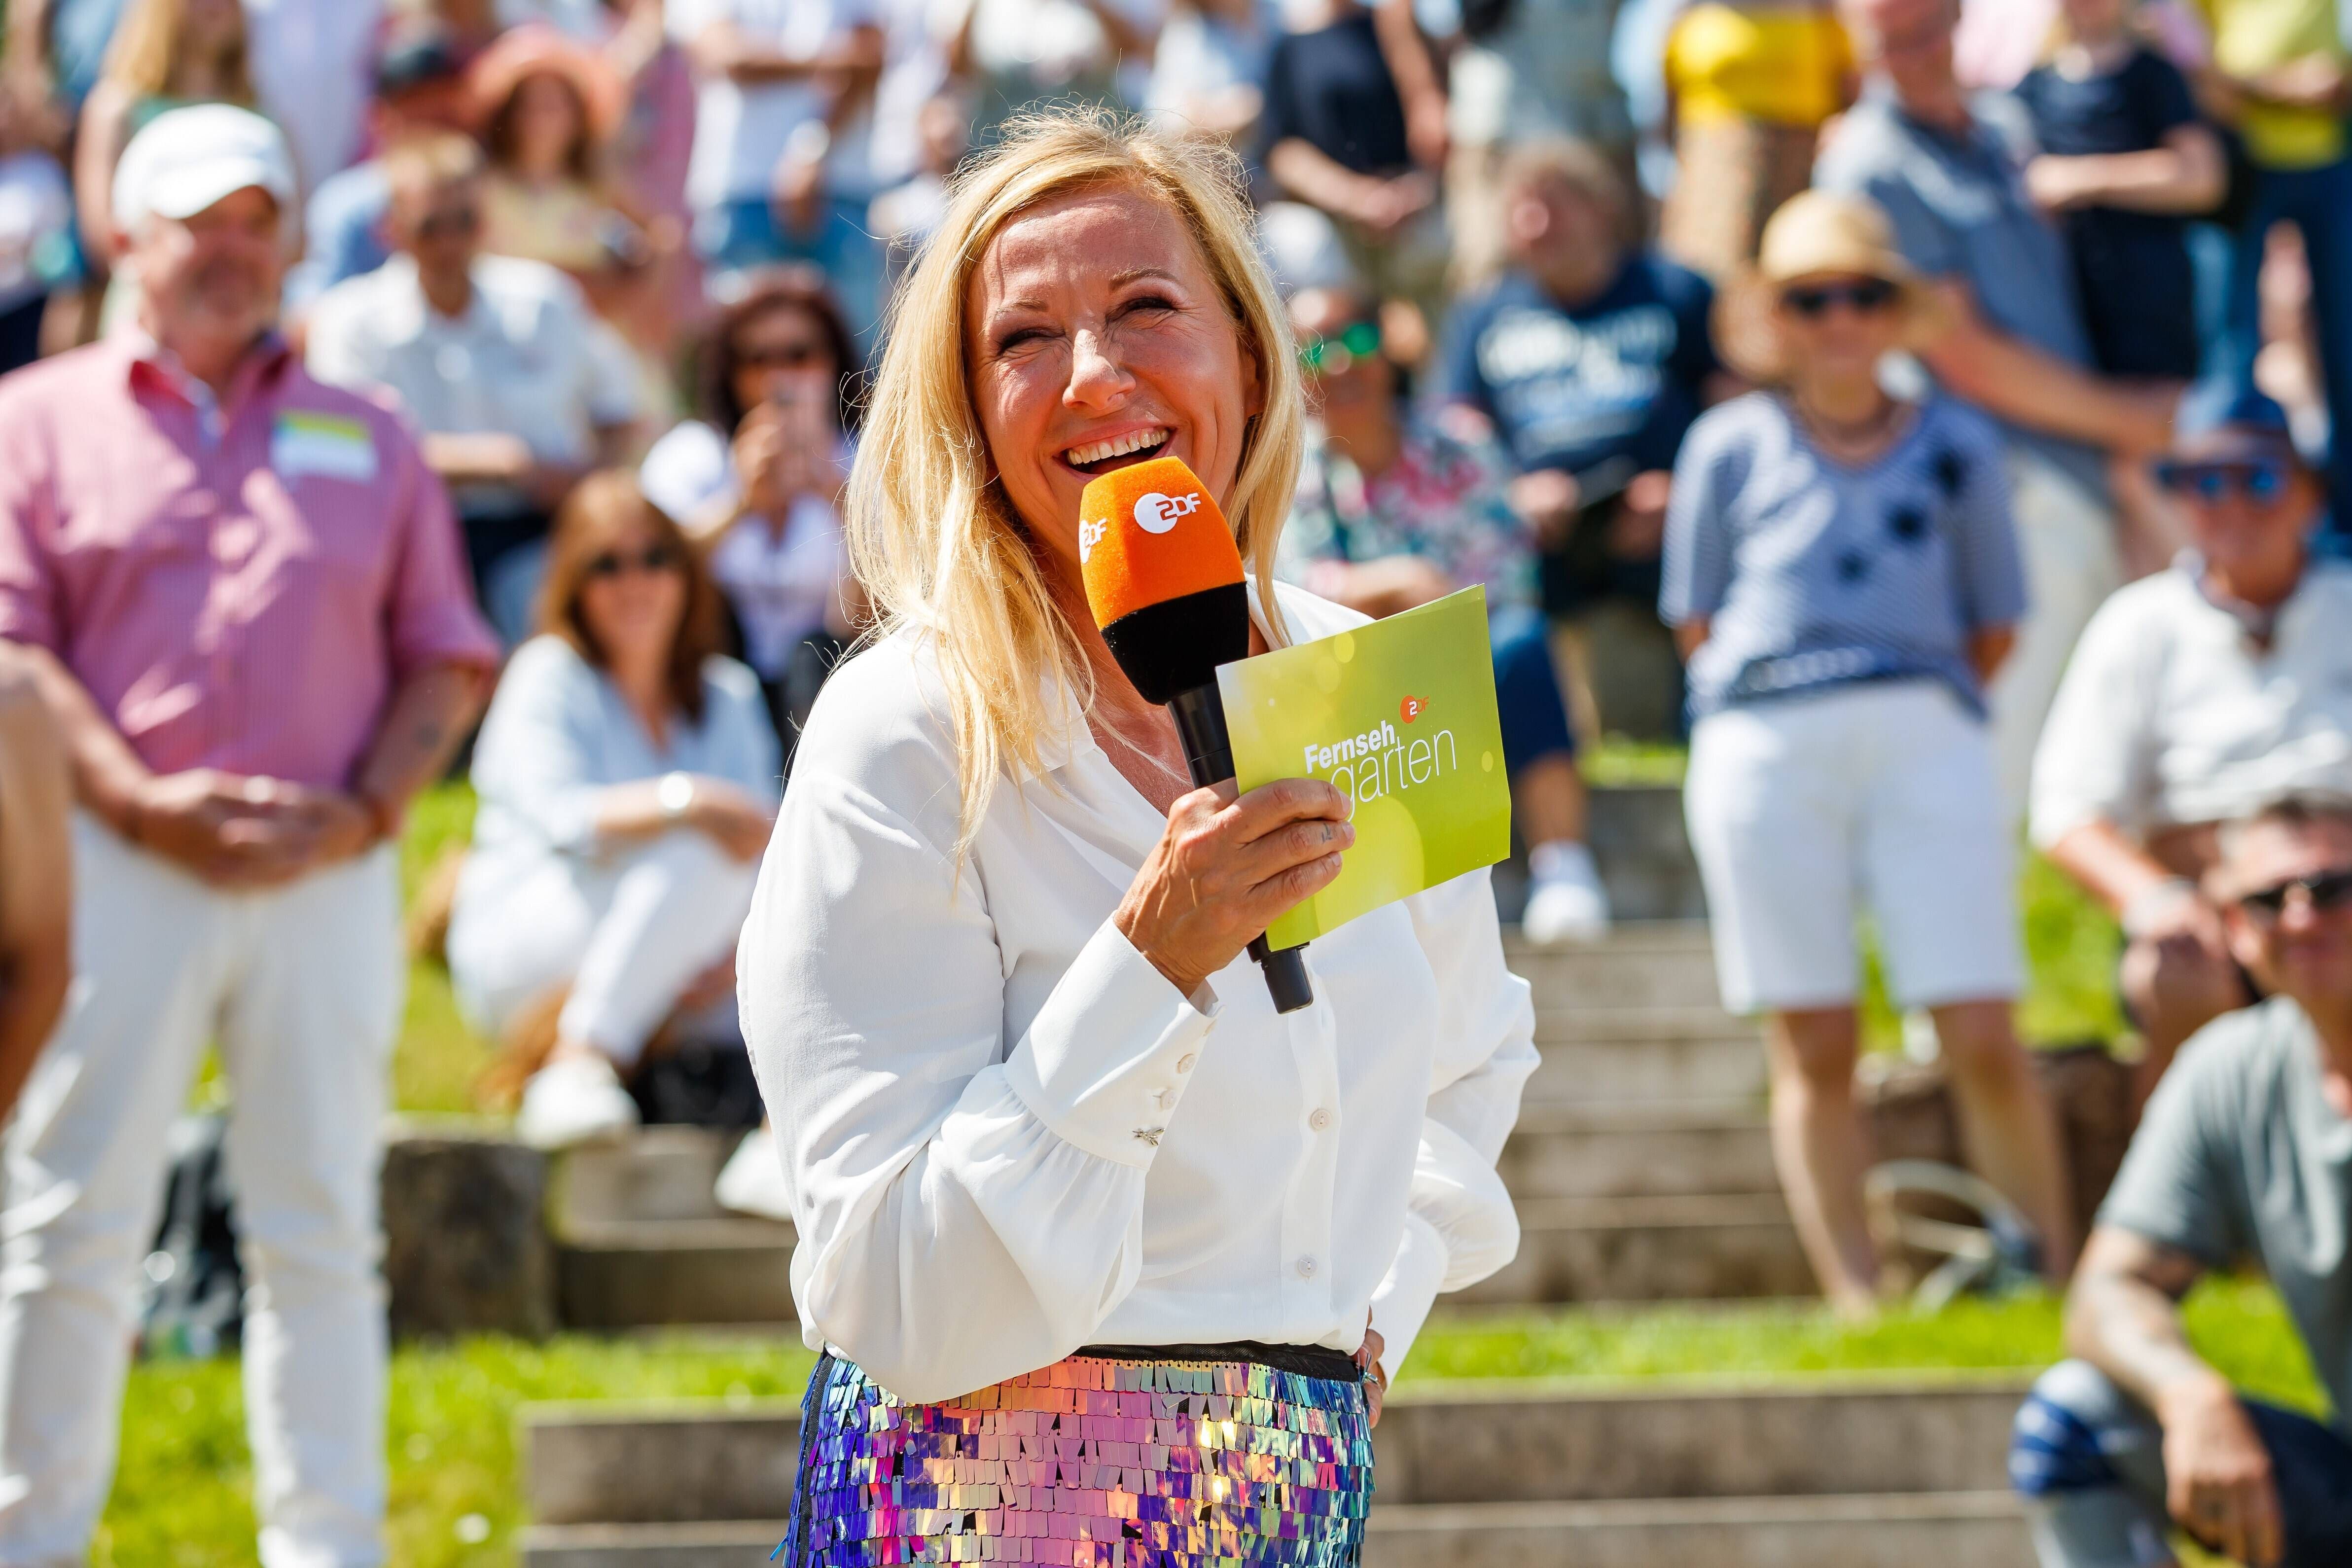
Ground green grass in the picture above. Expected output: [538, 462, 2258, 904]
[108, 1287, 2322, 1564]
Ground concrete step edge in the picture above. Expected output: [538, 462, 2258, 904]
[1369, 1490, 2027, 1530]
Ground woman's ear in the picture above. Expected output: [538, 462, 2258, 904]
[1239, 332, 1266, 420]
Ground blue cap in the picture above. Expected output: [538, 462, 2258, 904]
[2174, 379, 2297, 459]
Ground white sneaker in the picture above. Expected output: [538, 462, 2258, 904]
[515, 1053, 641, 1150]
[714, 1126, 795, 1223]
[1521, 840, 1611, 945]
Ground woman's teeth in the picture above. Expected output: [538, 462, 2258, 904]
[1065, 428, 1170, 467]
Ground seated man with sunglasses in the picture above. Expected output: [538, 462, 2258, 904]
[2032, 385, 2352, 1101]
[307, 130, 645, 645]
[2012, 791, 2352, 1568]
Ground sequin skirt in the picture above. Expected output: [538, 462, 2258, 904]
[777, 1346, 1376, 1567]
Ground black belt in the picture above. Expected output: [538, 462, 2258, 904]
[1073, 1340, 1362, 1383]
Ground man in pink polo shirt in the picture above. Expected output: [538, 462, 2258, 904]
[0, 106, 498, 1567]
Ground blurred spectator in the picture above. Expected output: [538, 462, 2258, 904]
[951, 0, 1162, 135]
[2195, 0, 2352, 528]
[597, 0, 705, 324]
[72, 0, 258, 266]
[448, 472, 780, 1150]
[307, 132, 646, 645]
[0, 82, 78, 374]
[1144, 0, 1276, 145]
[868, 89, 966, 286]
[471, 23, 645, 276]
[640, 267, 856, 750]
[3, 0, 133, 115]
[1437, 136, 1721, 731]
[0, 104, 495, 1562]
[2033, 386, 2352, 1097]
[284, 21, 473, 311]
[2013, 793, 2352, 1568]
[240, 0, 387, 194]
[1817, 0, 2179, 814]
[0, 646, 71, 1126]
[1260, 0, 1450, 320]
[669, 0, 888, 341]
[2014, 0, 2225, 381]
[1658, 0, 1857, 278]
[1277, 285, 1613, 942]
[1447, 0, 1638, 288]
[1665, 191, 2075, 1312]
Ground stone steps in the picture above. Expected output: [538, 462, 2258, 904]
[1523, 1033, 1765, 1106]
[1500, 1103, 1775, 1199]
[519, 1380, 2034, 1566]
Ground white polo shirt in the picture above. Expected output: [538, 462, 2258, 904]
[2029, 556, 2352, 847]
[305, 254, 642, 519]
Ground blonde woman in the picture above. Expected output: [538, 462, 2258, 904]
[740, 109, 1534, 1563]
[71, 0, 257, 262]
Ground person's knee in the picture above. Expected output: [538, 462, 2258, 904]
[640, 826, 754, 895]
[2013, 1361, 2152, 1497]
[1768, 1012, 1860, 1090]
[1934, 1001, 2033, 1080]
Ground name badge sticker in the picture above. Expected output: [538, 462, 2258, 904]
[272, 411, 378, 483]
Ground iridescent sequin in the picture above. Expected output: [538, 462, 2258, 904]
[776, 1351, 1375, 1566]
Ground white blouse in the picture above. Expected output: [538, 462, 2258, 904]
[737, 582, 1535, 1403]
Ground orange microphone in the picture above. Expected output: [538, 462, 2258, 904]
[1078, 455, 1314, 1013]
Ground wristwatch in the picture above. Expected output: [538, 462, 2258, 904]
[658, 771, 697, 823]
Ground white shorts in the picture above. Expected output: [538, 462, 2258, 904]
[1684, 680, 2025, 1014]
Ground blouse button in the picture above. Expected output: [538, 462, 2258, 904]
[1175, 1054, 1197, 1073]
[1295, 1255, 1318, 1278]
[1308, 1107, 1332, 1132]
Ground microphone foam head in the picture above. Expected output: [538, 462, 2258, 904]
[1077, 455, 1246, 630]
[1076, 454, 1250, 704]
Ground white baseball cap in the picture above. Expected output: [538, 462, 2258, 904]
[111, 104, 297, 235]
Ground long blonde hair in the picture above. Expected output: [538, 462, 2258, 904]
[101, 0, 256, 104]
[847, 108, 1304, 855]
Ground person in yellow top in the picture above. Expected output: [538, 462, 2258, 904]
[2191, 0, 2352, 529]
[1660, 0, 1858, 276]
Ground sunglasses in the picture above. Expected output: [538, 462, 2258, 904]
[2236, 866, 2352, 922]
[737, 341, 829, 370]
[1781, 279, 1900, 318]
[583, 543, 681, 580]
[415, 205, 482, 241]
[1297, 320, 1382, 375]
[2153, 459, 2289, 502]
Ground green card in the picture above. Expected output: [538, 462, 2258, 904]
[1220, 587, 1513, 947]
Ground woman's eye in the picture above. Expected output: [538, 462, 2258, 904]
[995, 326, 1051, 354]
[1122, 294, 1178, 319]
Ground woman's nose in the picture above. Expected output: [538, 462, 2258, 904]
[1063, 328, 1134, 412]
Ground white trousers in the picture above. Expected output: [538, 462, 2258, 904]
[1987, 451, 2122, 824]
[0, 819, 401, 1568]
[446, 829, 757, 1065]
[1685, 681, 2025, 1014]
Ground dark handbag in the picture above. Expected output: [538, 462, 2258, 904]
[137, 1113, 245, 1358]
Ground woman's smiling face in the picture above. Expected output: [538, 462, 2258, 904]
[965, 183, 1263, 576]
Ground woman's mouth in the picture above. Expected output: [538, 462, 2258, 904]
[1062, 427, 1171, 475]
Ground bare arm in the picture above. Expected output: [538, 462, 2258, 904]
[1371, 0, 1448, 167]
[687, 19, 885, 84]
[1922, 290, 2177, 454]
[350, 663, 489, 834]
[2027, 123, 2227, 214]
[2067, 1225, 2285, 1567]
[2045, 818, 2186, 917]
[71, 83, 129, 263]
[0, 657, 72, 1121]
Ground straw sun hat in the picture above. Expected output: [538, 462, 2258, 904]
[467, 23, 628, 147]
[1713, 190, 1950, 384]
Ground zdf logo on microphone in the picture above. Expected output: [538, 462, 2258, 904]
[1131, 490, 1201, 534]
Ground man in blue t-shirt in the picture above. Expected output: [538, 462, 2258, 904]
[1437, 138, 1724, 618]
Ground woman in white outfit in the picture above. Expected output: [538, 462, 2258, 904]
[1662, 191, 2076, 1314]
[737, 112, 1533, 1563]
[448, 470, 781, 1149]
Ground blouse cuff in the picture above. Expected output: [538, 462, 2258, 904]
[1000, 919, 1221, 1171]
[1367, 1212, 1451, 1382]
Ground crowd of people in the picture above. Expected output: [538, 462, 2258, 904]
[0, 0, 2348, 1560]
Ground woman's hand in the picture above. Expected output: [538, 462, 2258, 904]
[1114, 778, 1354, 999]
[1355, 1325, 1389, 1426]
[685, 778, 778, 863]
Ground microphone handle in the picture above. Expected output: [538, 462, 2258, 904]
[1166, 683, 1316, 1015]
